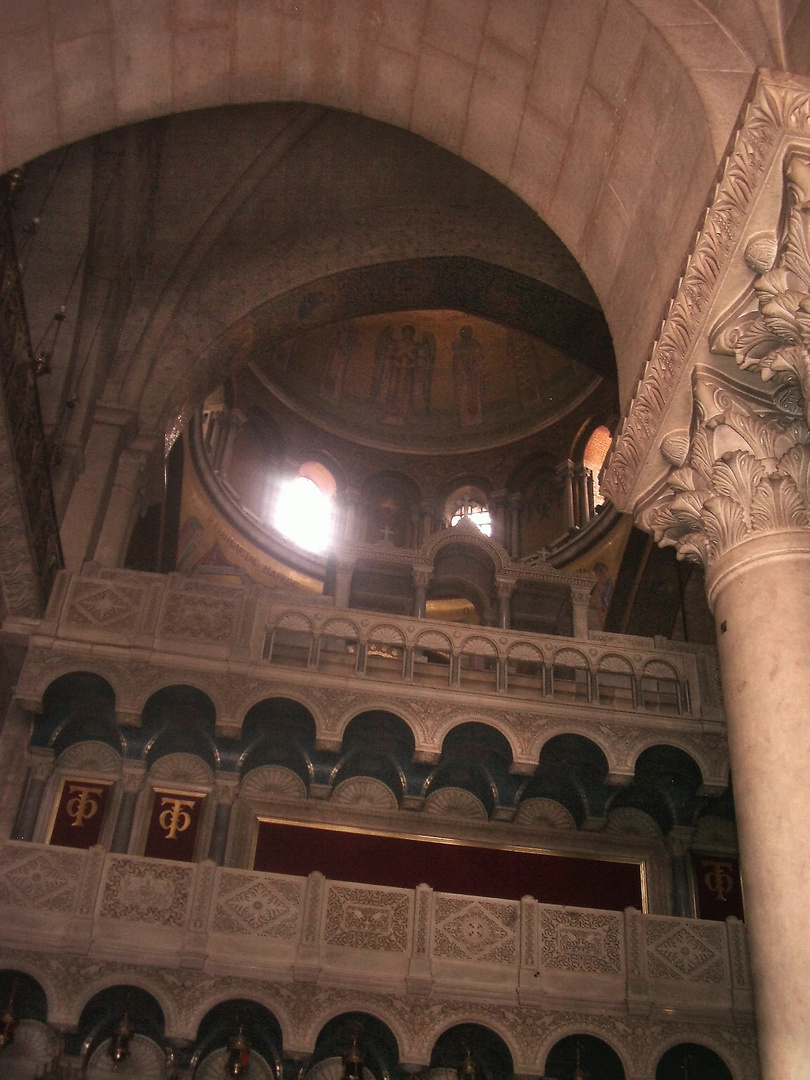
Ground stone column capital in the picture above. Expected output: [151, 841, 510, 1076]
[411, 563, 433, 588]
[635, 365, 810, 580]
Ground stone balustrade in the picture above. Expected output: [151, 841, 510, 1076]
[15, 565, 722, 728]
[0, 839, 751, 1030]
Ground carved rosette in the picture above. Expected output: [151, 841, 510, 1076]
[638, 367, 810, 569]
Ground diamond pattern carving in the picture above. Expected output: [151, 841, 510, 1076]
[0, 849, 80, 912]
[214, 872, 302, 938]
[646, 920, 725, 983]
[434, 897, 517, 963]
[324, 884, 410, 952]
[66, 581, 143, 630]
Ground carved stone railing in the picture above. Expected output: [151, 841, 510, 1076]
[20, 565, 722, 725]
[0, 840, 751, 1020]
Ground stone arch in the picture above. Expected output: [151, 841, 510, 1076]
[627, 738, 708, 790]
[538, 1023, 631, 1080]
[184, 987, 296, 1055]
[132, 679, 219, 731]
[431, 715, 521, 769]
[21, 664, 122, 716]
[531, 724, 615, 777]
[330, 699, 423, 754]
[235, 688, 324, 738]
[650, 1036, 742, 1080]
[423, 527, 509, 574]
[70, 976, 176, 1040]
[424, 1015, 522, 1078]
[300, 1005, 406, 1068]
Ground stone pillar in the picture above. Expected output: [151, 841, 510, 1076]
[110, 764, 145, 853]
[341, 486, 361, 542]
[601, 84, 810, 1080]
[495, 577, 515, 630]
[93, 437, 156, 567]
[622, 368, 810, 1079]
[508, 493, 522, 558]
[208, 774, 238, 865]
[557, 461, 575, 532]
[58, 403, 136, 569]
[333, 557, 354, 609]
[418, 501, 433, 546]
[489, 489, 509, 548]
[666, 829, 694, 918]
[12, 749, 53, 841]
[571, 585, 592, 640]
[412, 564, 432, 619]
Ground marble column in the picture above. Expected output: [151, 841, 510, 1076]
[412, 564, 432, 619]
[12, 749, 53, 841]
[208, 775, 238, 865]
[93, 438, 156, 567]
[556, 461, 576, 532]
[626, 369, 810, 1079]
[495, 577, 515, 630]
[601, 80, 810, 1080]
[666, 829, 694, 918]
[110, 764, 145, 853]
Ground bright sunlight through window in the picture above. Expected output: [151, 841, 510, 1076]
[275, 469, 334, 553]
[450, 500, 492, 536]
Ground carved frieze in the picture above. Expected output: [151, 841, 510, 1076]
[645, 918, 725, 984]
[98, 857, 192, 927]
[540, 907, 622, 975]
[324, 884, 411, 952]
[214, 870, 302, 939]
[0, 846, 81, 913]
[433, 897, 517, 964]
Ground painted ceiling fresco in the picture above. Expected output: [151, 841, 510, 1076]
[250, 309, 600, 454]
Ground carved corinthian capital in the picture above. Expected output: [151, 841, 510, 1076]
[638, 367, 810, 568]
[605, 72, 810, 573]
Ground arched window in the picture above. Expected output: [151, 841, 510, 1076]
[582, 424, 612, 507]
[446, 484, 491, 536]
[274, 461, 336, 553]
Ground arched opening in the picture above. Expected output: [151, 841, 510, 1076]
[656, 1042, 734, 1080]
[544, 1034, 625, 1080]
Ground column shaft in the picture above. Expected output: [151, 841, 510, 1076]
[708, 533, 810, 1080]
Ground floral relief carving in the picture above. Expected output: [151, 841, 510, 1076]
[324, 884, 410, 952]
[645, 919, 725, 983]
[0, 848, 81, 912]
[433, 897, 517, 964]
[540, 908, 622, 975]
[214, 871, 302, 938]
[64, 579, 144, 631]
[160, 592, 239, 643]
[99, 858, 191, 926]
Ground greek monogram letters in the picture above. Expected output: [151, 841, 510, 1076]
[65, 785, 104, 827]
[158, 797, 197, 840]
